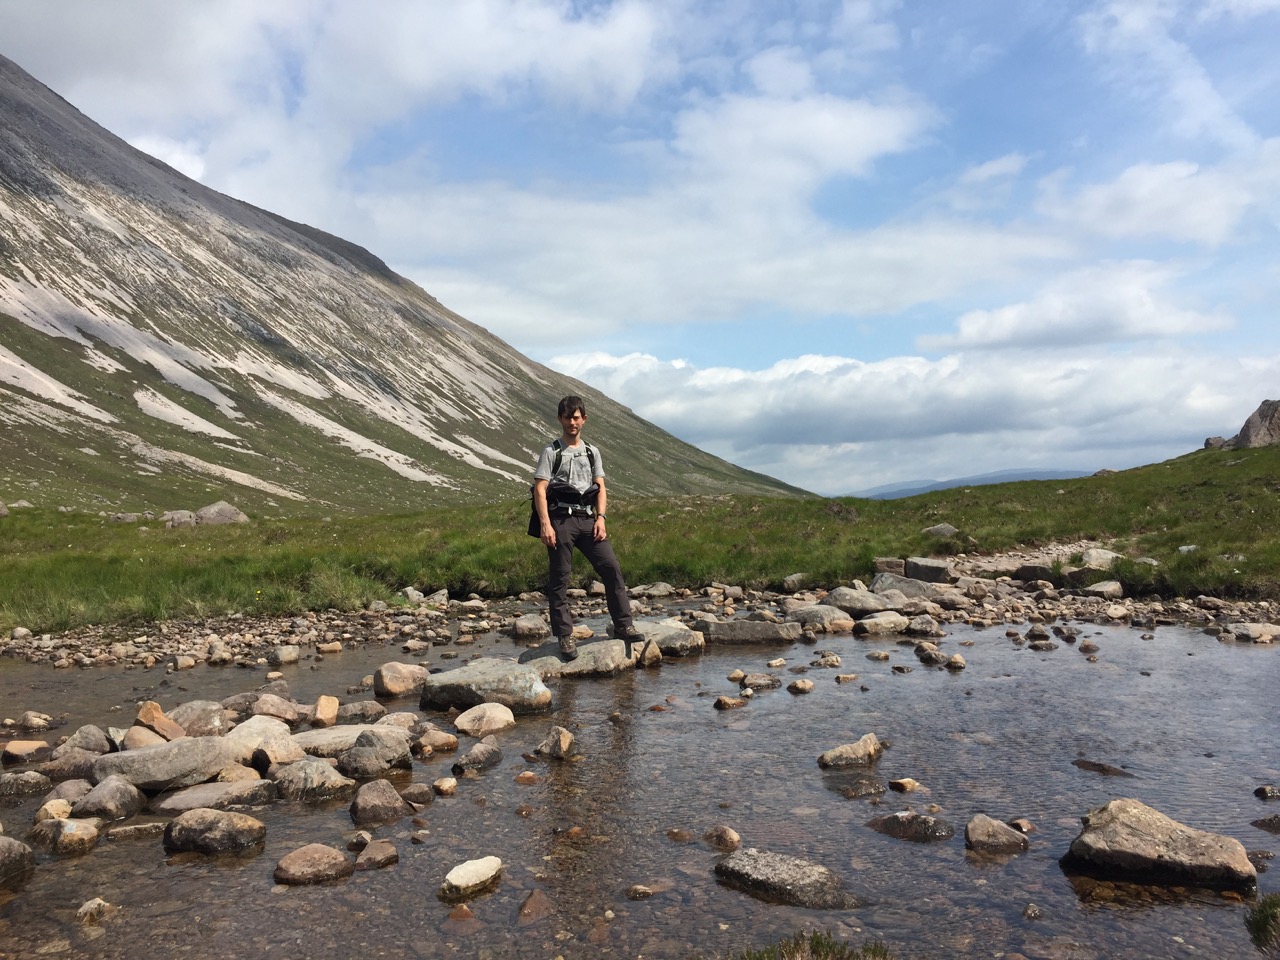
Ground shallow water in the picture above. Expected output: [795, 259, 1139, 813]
[1, 617, 1278, 960]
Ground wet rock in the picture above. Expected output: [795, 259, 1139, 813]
[433, 777, 457, 796]
[291, 724, 387, 758]
[704, 825, 741, 851]
[1072, 759, 1136, 778]
[26, 817, 101, 856]
[439, 855, 503, 900]
[1028, 640, 1059, 652]
[853, 612, 911, 636]
[866, 811, 955, 843]
[824, 587, 889, 617]
[337, 728, 413, 779]
[374, 661, 430, 698]
[714, 847, 860, 909]
[452, 737, 503, 775]
[1061, 797, 1256, 891]
[510, 614, 551, 641]
[818, 733, 883, 769]
[52, 725, 112, 758]
[35, 798, 72, 822]
[149, 779, 275, 815]
[39, 748, 100, 782]
[739, 673, 781, 690]
[692, 620, 803, 644]
[92, 737, 234, 792]
[889, 778, 920, 793]
[76, 896, 113, 924]
[414, 726, 459, 755]
[1252, 815, 1280, 835]
[518, 888, 555, 925]
[274, 843, 354, 885]
[44, 779, 93, 805]
[0, 771, 53, 799]
[270, 757, 357, 802]
[224, 715, 291, 763]
[268, 645, 300, 667]
[643, 619, 705, 657]
[965, 814, 1030, 855]
[167, 700, 228, 738]
[350, 779, 414, 825]
[714, 696, 747, 710]
[534, 726, 575, 760]
[162, 808, 265, 855]
[913, 642, 948, 666]
[355, 838, 399, 871]
[787, 605, 854, 632]
[0, 836, 35, 888]
[336, 700, 386, 724]
[787, 679, 814, 695]
[420, 657, 552, 713]
[400, 782, 435, 805]
[71, 775, 145, 821]
[523, 636, 659, 678]
[2, 740, 51, 764]
[454, 702, 516, 738]
[1256, 785, 1280, 800]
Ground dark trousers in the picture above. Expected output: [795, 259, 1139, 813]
[546, 513, 633, 639]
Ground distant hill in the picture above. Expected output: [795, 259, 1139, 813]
[0, 54, 803, 513]
[851, 468, 1093, 500]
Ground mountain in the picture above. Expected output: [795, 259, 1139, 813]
[0, 55, 801, 514]
[851, 468, 1092, 500]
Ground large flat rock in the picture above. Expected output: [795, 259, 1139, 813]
[691, 621, 803, 644]
[1060, 797, 1256, 891]
[419, 657, 552, 713]
[91, 737, 235, 792]
[713, 848, 860, 909]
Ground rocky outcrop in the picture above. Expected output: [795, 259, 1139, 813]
[1060, 797, 1256, 891]
[1213, 399, 1280, 450]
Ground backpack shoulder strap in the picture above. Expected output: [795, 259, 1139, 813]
[585, 443, 597, 477]
[550, 438, 564, 477]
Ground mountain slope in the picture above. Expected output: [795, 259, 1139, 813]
[0, 55, 802, 513]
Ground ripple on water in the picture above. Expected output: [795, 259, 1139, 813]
[0, 619, 1277, 959]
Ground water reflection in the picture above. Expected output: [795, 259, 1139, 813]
[0, 619, 1277, 958]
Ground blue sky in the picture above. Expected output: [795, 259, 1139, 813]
[2, 0, 1279, 494]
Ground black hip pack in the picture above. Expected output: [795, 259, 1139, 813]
[526, 440, 598, 537]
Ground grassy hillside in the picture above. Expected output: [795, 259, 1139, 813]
[2, 444, 1279, 634]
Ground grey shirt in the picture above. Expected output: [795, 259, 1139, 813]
[533, 441, 603, 495]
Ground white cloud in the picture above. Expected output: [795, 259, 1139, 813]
[1037, 160, 1254, 244]
[919, 262, 1230, 352]
[129, 135, 207, 181]
[1198, 0, 1280, 16]
[552, 345, 1277, 494]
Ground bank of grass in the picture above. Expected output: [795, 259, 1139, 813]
[3, 445, 1280, 634]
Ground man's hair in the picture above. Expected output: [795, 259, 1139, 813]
[557, 395, 587, 418]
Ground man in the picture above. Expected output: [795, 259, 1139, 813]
[533, 395, 642, 660]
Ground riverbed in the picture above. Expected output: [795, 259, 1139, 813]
[1, 614, 1277, 960]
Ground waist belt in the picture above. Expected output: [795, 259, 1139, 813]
[551, 502, 595, 517]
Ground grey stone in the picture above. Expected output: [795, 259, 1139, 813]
[225, 715, 292, 762]
[818, 734, 884, 769]
[824, 587, 888, 616]
[91, 737, 234, 792]
[452, 737, 503, 775]
[439, 856, 503, 900]
[374, 661, 430, 698]
[195, 500, 249, 525]
[535, 727, 575, 760]
[26, 817, 101, 856]
[0, 836, 35, 889]
[163, 808, 265, 854]
[642, 619, 705, 657]
[336, 700, 387, 724]
[921, 523, 959, 539]
[168, 701, 229, 738]
[270, 758, 357, 802]
[273, 843, 353, 885]
[714, 847, 860, 909]
[149, 779, 276, 815]
[1061, 797, 1256, 891]
[786, 605, 854, 630]
[292, 724, 386, 758]
[0, 771, 53, 799]
[866, 811, 955, 843]
[454, 703, 516, 738]
[350, 779, 414, 825]
[869, 572, 937, 599]
[52, 724, 112, 758]
[38, 747, 99, 782]
[420, 657, 552, 713]
[509, 614, 551, 641]
[71, 775, 145, 821]
[337, 728, 412, 779]
[853, 611, 910, 636]
[1083, 580, 1124, 600]
[965, 814, 1030, 855]
[692, 620, 803, 644]
[904, 557, 957, 583]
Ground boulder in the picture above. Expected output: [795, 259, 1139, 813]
[824, 587, 888, 616]
[853, 612, 910, 636]
[0, 771, 53, 799]
[965, 814, 1030, 855]
[869, 572, 937, 599]
[0, 836, 35, 889]
[149, 779, 275, 815]
[1083, 580, 1124, 600]
[270, 758, 357, 802]
[452, 737, 503, 775]
[420, 657, 552, 713]
[904, 557, 956, 584]
[866, 811, 955, 843]
[786, 605, 854, 632]
[336, 700, 387, 724]
[509, 614, 551, 641]
[642, 619, 705, 657]
[91, 737, 234, 792]
[337, 728, 413, 779]
[312, 695, 339, 728]
[1060, 797, 1256, 891]
[454, 703, 516, 738]
[292, 724, 385, 758]
[374, 661, 430, 698]
[534, 727, 575, 760]
[439, 856, 503, 900]
[52, 724, 112, 758]
[2, 740, 50, 764]
[350, 779, 414, 825]
[692, 620, 803, 644]
[224, 715, 292, 763]
[134, 701, 186, 741]
[818, 734, 884, 769]
[252, 693, 299, 725]
[26, 818, 100, 856]
[274, 843, 353, 885]
[163, 808, 265, 854]
[355, 839, 399, 871]
[195, 501, 249, 525]
[1224, 399, 1280, 449]
[168, 700, 228, 738]
[70, 775, 145, 821]
[251, 734, 307, 773]
[714, 848, 860, 909]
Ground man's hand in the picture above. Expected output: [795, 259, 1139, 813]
[592, 516, 607, 542]
[541, 522, 557, 548]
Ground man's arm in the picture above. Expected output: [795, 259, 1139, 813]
[534, 478, 556, 547]
[592, 475, 608, 542]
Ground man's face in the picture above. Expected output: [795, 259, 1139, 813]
[558, 409, 586, 438]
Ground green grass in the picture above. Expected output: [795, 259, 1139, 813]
[4, 444, 1280, 634]
[1247, 893, 1280, 954]
[706, 931, 895, 960]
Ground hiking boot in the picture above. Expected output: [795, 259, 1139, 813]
[558, 636, 578, 660]
[615, 624, 643, 642]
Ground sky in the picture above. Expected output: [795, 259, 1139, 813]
[2, 0, 1278, 495]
